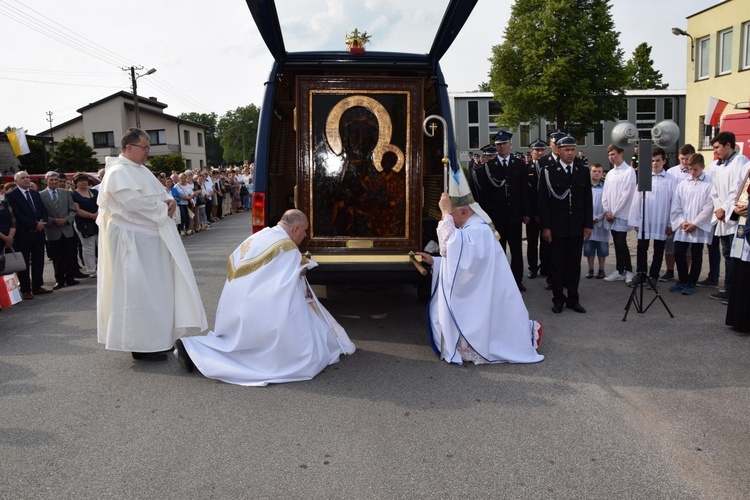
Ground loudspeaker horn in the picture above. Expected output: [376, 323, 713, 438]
[611, 122, 638, 149]
[651, 120, 680, 148]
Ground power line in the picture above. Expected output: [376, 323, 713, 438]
[0, 75, 123, 88]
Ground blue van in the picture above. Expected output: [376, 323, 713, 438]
[246, 0, 477, 298]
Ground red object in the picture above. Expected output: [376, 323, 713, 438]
[349, 47, 365, 55]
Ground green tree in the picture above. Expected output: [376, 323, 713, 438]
[18, 140, 51, 174]
[488, 0, 627, 137]
[148, 153, 186, 176]
[624, 42, 668, 90]
[477, 82, 492, 92]
[217, 105, 260, 164]
[178, 112, 223, 166]
[52, 135, 99, 172]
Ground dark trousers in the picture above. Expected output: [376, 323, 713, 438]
[611, 230, 632, 273]
[46, 233, 79, 283]
[706, 234, 733, 288]
[636, 238, 666, 280]
[540, 239, 551, 275]
[497, 223, 523, 285]
[13, 232, 46, 293]
[178, 205, 190, 232]
[526, 220, 540, 273]
[550, 235, 584, 306]
[675, 241, 704, 285]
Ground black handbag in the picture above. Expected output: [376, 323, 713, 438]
[1, 248, 27, 275]
[77, 219, 99, 238]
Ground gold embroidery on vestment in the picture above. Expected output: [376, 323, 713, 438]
[226, 239, 298, 282]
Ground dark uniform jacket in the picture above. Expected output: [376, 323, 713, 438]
[473, 155, 529, 225]
[527, 160, 542, 218]
[538, 157, 592, 238]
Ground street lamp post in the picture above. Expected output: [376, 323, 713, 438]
[125, 66, 156, 129]
[671, 27, 695, 62]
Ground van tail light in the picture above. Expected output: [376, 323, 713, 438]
[252, 192, 266, 233]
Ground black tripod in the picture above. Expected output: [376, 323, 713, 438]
[622, 190, 675, 321]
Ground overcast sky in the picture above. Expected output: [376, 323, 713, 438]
[1, 0, 719, 135]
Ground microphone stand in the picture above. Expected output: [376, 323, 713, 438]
[622, 190, 675, 321]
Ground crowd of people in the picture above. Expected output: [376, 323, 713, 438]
[467, 129, 750, 333]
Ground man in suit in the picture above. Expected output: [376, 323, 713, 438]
[472, 131, 530, 291]
[39, 171, 81, 289]
[538, 135, 592, 314]
[5, 171, 52, 299]
[526, 139, 547, 279]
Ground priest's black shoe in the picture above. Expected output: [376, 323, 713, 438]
[544, 283, 553, 291]
[74, 272, 89, 279]
[53, 282, 65, 290]
[552, 303, 563, 314]
[527, 270, 538, 279]
[65, 279, 80, 286]
[131, 351, 168, 361]
[566, 302, 586, 313]
[518, 283, 526, 292]
[175, 339, 195, 373]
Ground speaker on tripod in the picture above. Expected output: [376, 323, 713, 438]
[611, 121, 679, 321]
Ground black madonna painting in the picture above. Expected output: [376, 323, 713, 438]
[297, 77, 423, 249]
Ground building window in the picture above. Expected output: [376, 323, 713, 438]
[92, 131, 114, 148]
[147, 129, 166, 145]
[185, 159, 192, 170]
[697, 36, 710, 80]
[467, 101, 479, 124]
[593, 123, 604, 146]
[636, 98, 656, 139]
[718, 28, 733, 75]
[199, 159, 204, 168]
[488, 101, 501, 122]
[468, 126, 479, 149]
[699, 115, 719, 150]
[519, 124, 530, 148]
[197, 132, 204, 148]
[183, 130, 191, 146]
[741, 22, 750, 70]
[663, 98, 674, 120]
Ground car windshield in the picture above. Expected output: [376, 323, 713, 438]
[275, 0, 452, 54]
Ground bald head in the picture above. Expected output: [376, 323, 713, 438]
[278, 209, 309, 246]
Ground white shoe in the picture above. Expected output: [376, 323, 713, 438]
[624, 271, 634, 284]
[603, 271, 625, 282]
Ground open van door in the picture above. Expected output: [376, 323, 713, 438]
[245, 0, 477, 294]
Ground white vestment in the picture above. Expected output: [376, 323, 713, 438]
[181, 225, 356, 386]
[671, 174, 715, 245]
[427, 214, 543, 365]
[706, 153, 750, 236]
[590, 182, 609, 243]
[601, 163, 636, 231]
[97, 155, 207, 352]
[627, 172, 676, 240]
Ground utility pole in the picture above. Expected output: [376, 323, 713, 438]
[122, 66, 156, 129]
[46, 111, 54, 155]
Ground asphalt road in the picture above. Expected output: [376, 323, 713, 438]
[1, 211, 748, 499]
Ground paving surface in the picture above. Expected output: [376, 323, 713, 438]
[1, 212, 748, 499]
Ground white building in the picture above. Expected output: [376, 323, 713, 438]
[37, 91, 208, 169]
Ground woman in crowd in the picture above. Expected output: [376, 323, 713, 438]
[71, 173, 98, 278]
[195, 173, 209, 231]
[230, 169, 242, 213]
[164, 177, 181, 228]
[174, 172, 195, 236]
[221, 171, 232, 216]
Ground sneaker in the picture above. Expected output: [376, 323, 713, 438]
[669, 283, 686, 292]
[696, 278, 719, 287]
[585, 270, 594, 279]
[603, 271, 625, 282]
[682, 284, 696, 295]
[596, 269, 606, 279]
[658, 270, 674, 282]
[624, 271, 634, 284]
[709, 290, 729, 300]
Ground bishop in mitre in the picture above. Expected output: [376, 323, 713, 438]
[419, 166, 544, 365]
[175, 209, 355, 386]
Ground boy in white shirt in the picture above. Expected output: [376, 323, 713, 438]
[628, 147, 676, 284]
[584, 163, 609, 279]
[602, 144, 637, 283]
[661, 144, 696, 281]
[669, 154, 715, 296]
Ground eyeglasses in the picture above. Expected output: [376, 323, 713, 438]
[130, 144, 151, 151]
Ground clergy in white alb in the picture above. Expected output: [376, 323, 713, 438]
[176, 210, 355, 386]
[97, 128, 207, 360]
[727, 167, 750, 332]
[418, 170, 543, 365]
